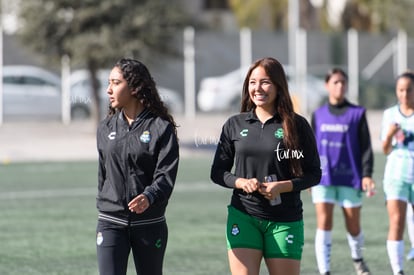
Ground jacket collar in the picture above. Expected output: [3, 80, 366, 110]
[245, 108, 281, 123]
[118, 108, 150, 123]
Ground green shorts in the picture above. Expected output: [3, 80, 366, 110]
[383, 178, 414, 203]
[311, 184, 362, 208]
[226, 205, 304, 260]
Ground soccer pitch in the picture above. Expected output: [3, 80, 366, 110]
[0, 154, 412, 274]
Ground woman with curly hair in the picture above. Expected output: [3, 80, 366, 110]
[95, 58, 179, 275]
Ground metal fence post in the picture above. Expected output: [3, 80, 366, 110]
[184, 26, 196, 119]
[348, 29, 359, 104]
[61, 54, 71, 125]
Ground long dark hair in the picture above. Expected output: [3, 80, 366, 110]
[109, 58, 178, 133]
[240, 57, 303, 176]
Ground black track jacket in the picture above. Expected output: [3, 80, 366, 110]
[211, 111, 321, 222]
[96, 109, 179, 226]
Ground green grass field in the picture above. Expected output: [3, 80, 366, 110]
[0, 153, 412, 274]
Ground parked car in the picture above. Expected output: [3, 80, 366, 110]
[158, 86, 184, 114]
[197, 65, 327, 113]
[70, 69, 109, 120]
[2, 65, 61, 120]
[70, 69, 184, 120]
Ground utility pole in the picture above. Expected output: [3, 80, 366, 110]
[0, 0, 4, 126]
[183, 26, 196, 119]
[288, 0, 299, 70]
[240, 27, 252, 70]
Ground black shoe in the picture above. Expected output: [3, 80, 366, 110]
[353, 259, 371, 275]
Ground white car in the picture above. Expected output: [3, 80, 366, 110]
[70, 69, 109, 120]
[2, 65, 62, 120]
[197, 65, 327, 113]
[158, 86, 184, 114]
[197, 67, 247, 112]
[70, 69, 184, 120]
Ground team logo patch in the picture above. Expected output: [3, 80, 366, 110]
[240, 129, 248, 137]
[274, 128, 284, 139]
[155, 238, 162, 248]
[140, 131, 151, 143]
[231, 224, 240, 236]
[96, 232, 103, 246]
[108, 131, 116, 140]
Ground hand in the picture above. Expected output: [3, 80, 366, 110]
[383, 123, 403, 154]
[128, 194, 149, 214]
[236, 178, 260, 193]
[386, 123, 401, 140]
[259, 181, 280, 201]
[362, 177, 375, 197]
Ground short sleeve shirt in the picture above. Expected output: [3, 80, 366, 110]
[381, 105, 414, 182]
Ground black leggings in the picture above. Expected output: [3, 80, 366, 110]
[96, 219, 168, 275]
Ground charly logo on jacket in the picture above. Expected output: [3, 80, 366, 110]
[108, 131, 116, 140]
[140, 131, 151, 143]
[240, 129, 248, 137]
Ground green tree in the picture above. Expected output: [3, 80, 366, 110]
[17, 0, 190, 124]
[228, 0, 320, 30]
[229, 0, 288, 30]
[341, 0, 414, 32]
[313, 0, 414, 33]
[228, 0, 414, 34]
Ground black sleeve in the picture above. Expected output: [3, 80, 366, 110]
[143, 123, 179, 204]
[96, 125, 106, 193]
[310, 112, 316, 131]
[291, 115, 322, 192]
[210, 120, 238, 189]
[358, 111, 374, 177]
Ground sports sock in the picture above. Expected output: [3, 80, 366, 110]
[407, 205, 414, 248]
[315, 229, 332, 273]
[387, 240, 404, 274]
[347, 231, 364, 259]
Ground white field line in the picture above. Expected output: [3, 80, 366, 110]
[0, 181, 215, 200]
